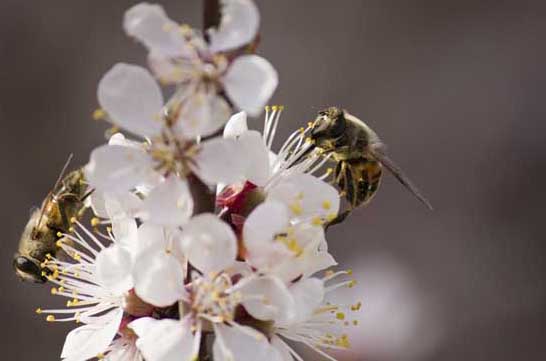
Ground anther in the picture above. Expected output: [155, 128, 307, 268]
[35, 308, 42, 314]
[46, 315, 55, 322]
[91, 217, 100, 227]
[92, 108, 106, 121]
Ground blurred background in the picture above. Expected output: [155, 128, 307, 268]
[1, 0, 545, 360]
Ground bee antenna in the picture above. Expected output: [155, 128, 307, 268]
[35, 154, 74, 231]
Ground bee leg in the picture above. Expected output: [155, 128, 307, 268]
[324, 210, 351, 230]
[79, 188, 95, 203]
[57, 202, 72, 232]
[325, 161, 354, 229]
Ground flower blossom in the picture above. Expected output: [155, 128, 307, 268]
[36, 218, 147, 361]
[124, 1, 277, 117]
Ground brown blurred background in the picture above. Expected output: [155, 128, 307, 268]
[1, 0, 545, 360]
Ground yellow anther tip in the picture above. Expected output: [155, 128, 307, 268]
[56, 240, 63, 247]
[46, 315, 55, 322]
[92, 108, 106, 120]
[35, 308, 42, 314]
[336, 312, 346, 320]
[90, 217, 100, 227]
[56, 231, 63, 237]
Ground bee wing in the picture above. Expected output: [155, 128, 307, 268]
[371, 147, 433, 210]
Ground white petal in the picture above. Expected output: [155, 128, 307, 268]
[132, 317, 195, 361]
[85, 144, 156, 194]
[208, 0, 260, 53]
[88, 191, 109, 218]
[111, 216, 138, 247]
[105, 192, 144, 219]
[194, 137, 246, 185]
[214, 324, 285, 361]
[236, 276, 295, 323]
[223, 55, 278, 116]
[138, 176, 194, 227]
[267, 173, 340, 222]
[223, 111, 248, 138]
[98, 63, 164, 137]
[124, 3, 191, 57]
[213, 324, 276, 361]
[136, 222, 169, 255]
[133, 250, 185, 307]
[243, 201, 291, 269]
[61, 309, 122, 360]
[289, 277, 324, 324]
[180, 214, 237, 274]
[95, 245, 133, 295]
[238, 130, 271, 186]
[174, 92, 231, 138]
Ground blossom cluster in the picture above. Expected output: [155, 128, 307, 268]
[36, 1, 360, 360]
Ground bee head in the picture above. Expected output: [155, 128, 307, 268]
[310, 107, 347, 145]
[13, 255, 47, 283]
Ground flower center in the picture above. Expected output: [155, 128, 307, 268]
[190, 274, 240, 323]
[149, 130, 199, 177]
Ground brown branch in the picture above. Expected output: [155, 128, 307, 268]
[203, 0, 221, 34]
[186, 0, 223, 216]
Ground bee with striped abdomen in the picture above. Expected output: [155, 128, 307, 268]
[308, 107, 432, 225]
[13, 158, 89, 283]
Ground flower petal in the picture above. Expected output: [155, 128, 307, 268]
[98, 63, 164, 137]
[95, 245, 133, 295]
[61, 309, 122, 360]
[267, 173, 340, 222]
[289, 277, 324, 324]
[85, 144, 156, 194]
[238, 130, 271, 186]
[138, 176, 194, 227]
[223, 111, 248, 138]
[236, 276, 295, 323]
[174, 92, 231, 138]
[133, 249, 185, 307]
[243, 201, 291, 269]
[213, 323, 277, 361]
[223, 55, 278, 116]
[193, 137, 246, 185]
[124, 3, 191, 57]
[131, 317, 195, 361]
[180, 213, 237, 274]
[208, 0, 260, 53]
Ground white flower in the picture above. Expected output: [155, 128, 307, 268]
[86, 64, 254, 225]
[243, 200, 338, 282]
[124, 2, 277, 117]
[218, 109, 340, 224]
[270, 272, 360, 361]
[222, 107, 334, 189]
[130, 214, 296, 361]
[36, 219, 147, 360]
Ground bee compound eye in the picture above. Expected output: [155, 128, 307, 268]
[14, 256, 41, 276]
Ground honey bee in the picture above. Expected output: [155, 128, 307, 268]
[308, 107, 432, 225]
[13, 157, 89, 283]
